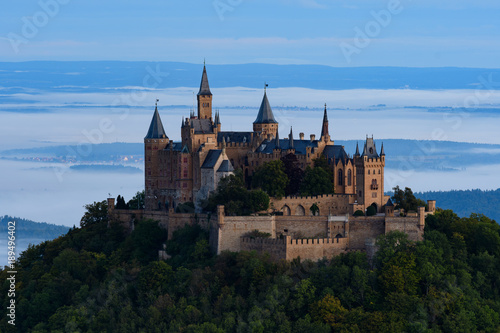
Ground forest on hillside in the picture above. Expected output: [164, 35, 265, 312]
[414, 189, 500, 222]
[0, 216, 69, 240]
[1, 202, 500, 332]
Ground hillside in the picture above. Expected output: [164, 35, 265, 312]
[414, 189, 500, 222]
[1, 201, 499, 332]
[0, 216, 69, 240]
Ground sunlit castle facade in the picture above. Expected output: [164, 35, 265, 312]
[144, 65, 390, 215]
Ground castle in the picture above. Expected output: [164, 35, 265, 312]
[108, 64, 436, 261]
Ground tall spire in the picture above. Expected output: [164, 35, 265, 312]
[355, 141, 360, 156]
[289, 127, 294, 149]
[275, 130, 280, 148]
[254, 89, 277, 124]
[321, 103, 329, 139]
[198, 63, 212, 96]
[380, 142, 385, 156]
[145, 102, 167, 139]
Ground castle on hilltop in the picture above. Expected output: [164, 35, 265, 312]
[108, 64, 436, 261]
[144, 64, 389, 215]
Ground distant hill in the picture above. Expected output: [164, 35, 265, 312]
[3, 140, 500, 171]
[1, 61, 500, 92]
[0, 215, 70, 240]
[414, 189, 500, 222]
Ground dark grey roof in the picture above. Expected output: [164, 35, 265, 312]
[145, 107, 168, 139]
[191, 118, 214, 134]
[323, 145, 349, 163]
[361, 137, 379, 158]
[217, 131, 252, 143]
[217, 160, 234, 173]
[386, 198, 394, 207]
[321, 105, 329, 138]
[253, 92, 277, 124]
[257, 139, 319, 155]
[354, 142, 360, 156]
[201, 150, 222, 169]
[380, 142, 385, 156]
[198, 65, 212, 96]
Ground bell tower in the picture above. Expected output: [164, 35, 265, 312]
[197, 63, 213, 120]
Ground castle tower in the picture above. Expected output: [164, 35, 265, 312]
[253, 87, 278, 138]
[144, 102, 169, 210]
[197, 64, 213, 120]
[354, 136, 386, 212]
[320, 104, 330, 142]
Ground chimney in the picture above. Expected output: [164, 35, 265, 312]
[310, 134, 316, 141]
[299, 132, 304, 140]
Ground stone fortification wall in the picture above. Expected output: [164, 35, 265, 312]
[240, 236, 348, 261]
[384, 216, 423, 242]
[269, 194, 355, 216]
[275, 216, 328, 238]
[347, 216, 386, 250]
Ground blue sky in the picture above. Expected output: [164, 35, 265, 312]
[1, 0, 499, 67]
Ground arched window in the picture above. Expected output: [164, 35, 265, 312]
[338, 169, 343, 186]
[368, 170, 370, 175]
[347, 169, 352, 186]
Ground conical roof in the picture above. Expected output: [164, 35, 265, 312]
[321, 104, 329, 138]
[145, 106, 167, 139]
[253, 92, 277, 124]
[198, 65, 212, 96]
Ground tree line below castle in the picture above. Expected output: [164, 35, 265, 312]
[2, 194, 500, 331]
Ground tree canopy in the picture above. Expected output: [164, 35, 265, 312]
[251, 160, 289, 198]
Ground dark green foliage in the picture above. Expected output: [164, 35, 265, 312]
[300, 166, 334, 196]
[127, 190, 145, 210]
[0, 215, 69, 240]
[244, 229, 272, 239]
[281, 153, 305, 195]
[115, 195, 128, 209]
[205, 170, 270, 215]
[353, 210, 365, 217]
[392, 186, 427, 214]
[415, 188, 500, 222]
[366, 205, 376, 216]
[2, 199, 500, 332]
[252, 160, 289, 198]
[176, 201, 196, 213]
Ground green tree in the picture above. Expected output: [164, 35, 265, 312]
[300, 166, 334, 196]
[391, 186, 427, 214]
[127, 190, 145, 209]
[80, 200, 108, 228]
[281, 153, 304, 196]
[252, 160, 289, 198]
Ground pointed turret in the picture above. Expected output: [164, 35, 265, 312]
[145, 105, 167, 139]
[197, 64, 213, 119]
[320, 103, 329, 140]
[253, 86, 278, 137]
[254, 91, 277, 124]
[355, 142, 360, 157]
[362, 142, 368, 156]
[198, 64, 212, 96]
[275, 130, 281, 149]
[380, 142, 385, 156]
[289, 127, 294, 149]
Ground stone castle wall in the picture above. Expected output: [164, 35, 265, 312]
[240, 236, 349, 261]
[270, 193, 356, 216]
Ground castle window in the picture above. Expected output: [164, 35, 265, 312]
[183, 157, 188, 163]
[359, 191, 362, 197]
[337, 169, 343, 186]
[372, 192, 377, 198]
[378, 169, 381, 174]
[371, 179, 378, 190]
[368, 170, 370, 175]
[183, 170, 188, 178]
[347, 169, 352, 186]
[183, 182, 187, 188]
